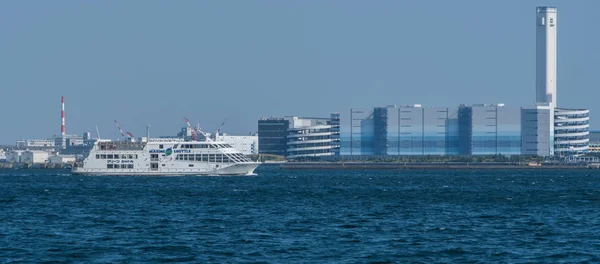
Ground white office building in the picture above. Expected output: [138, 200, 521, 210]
[16, 139, 55, 149]
[49, 155, 77, 165]
[21, 150, 50, 164]
[285, 114, 341, 159]
[214, 134, 259, 155]
[521, 104, 554, 156]
[554, 108, 590, 155]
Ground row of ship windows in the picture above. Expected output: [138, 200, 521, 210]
[96, 154, 139, 159]
[171, 144, 233, 149]
[107, 164, 134, 169]
[176, 153, 251, 163]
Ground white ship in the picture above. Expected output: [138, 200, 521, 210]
[72, 138, 260, 176]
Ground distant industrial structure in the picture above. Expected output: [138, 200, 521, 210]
[5, 96, 96, 165]
[257, 6, 591, 160]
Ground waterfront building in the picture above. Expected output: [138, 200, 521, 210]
[258, 117, 290, 156]
[340, 104, 523, 157]
[286, 114, 340, 159]
[54, 134, 84, 151]
[49, 155, 77, 165]
[214, 133, 259, 155]
[21, 150, 50, 164]
[554, 108, 590, 155]
[340, 109, 368, 155]
[258, 115, 340, 159]
[6, 150, 24, 163]
[16, 139, 55, 149]
[466, 104, 522, 155]
[340, 105, 460, 156]
[521, 104, 554, 156]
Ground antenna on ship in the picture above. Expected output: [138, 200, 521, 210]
[146, 125, 150, 140]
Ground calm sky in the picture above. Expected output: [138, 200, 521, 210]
[1, 1, 598, 144]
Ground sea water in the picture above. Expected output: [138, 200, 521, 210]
[1, 167, 599, 262]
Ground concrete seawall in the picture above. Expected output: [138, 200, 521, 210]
[279, 162, 590, 170]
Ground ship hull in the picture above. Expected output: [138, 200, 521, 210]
[72, 162, 260, 176]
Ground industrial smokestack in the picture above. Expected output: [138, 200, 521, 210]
[61, 96, 65, 137]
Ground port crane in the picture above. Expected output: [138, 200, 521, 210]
[183, 117, 213, 142]
[114, 120, 134, 141]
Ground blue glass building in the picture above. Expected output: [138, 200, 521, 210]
[467, 104, 522, 155]
[340, 104, 522, 156]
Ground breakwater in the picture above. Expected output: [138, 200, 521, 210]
[280, 162, 592, 170]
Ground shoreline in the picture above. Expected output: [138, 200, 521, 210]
[278, 162, 596, 170]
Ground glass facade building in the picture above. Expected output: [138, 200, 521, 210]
[521, 105, 554, 156]
[340, 104, 523, 156]
[257, 118, 290, 156]
[340, 109, 371, 155]
[468, 104, 522, 155]
[341, 105, 462, 156]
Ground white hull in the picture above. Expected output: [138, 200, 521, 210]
[73, 162, 260, 176]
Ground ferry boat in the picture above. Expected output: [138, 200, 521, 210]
[72, 138, 260, 176]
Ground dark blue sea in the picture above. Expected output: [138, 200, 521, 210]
[1, 167, 600, 263]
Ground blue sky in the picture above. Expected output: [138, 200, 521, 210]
[1, 1, 598, 144]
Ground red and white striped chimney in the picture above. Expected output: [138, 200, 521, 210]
[61, 96, 65, 137]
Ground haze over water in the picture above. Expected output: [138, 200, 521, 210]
[1, 167, 599, 262]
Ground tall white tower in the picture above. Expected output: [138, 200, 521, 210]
[536, 6, 557, 108]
